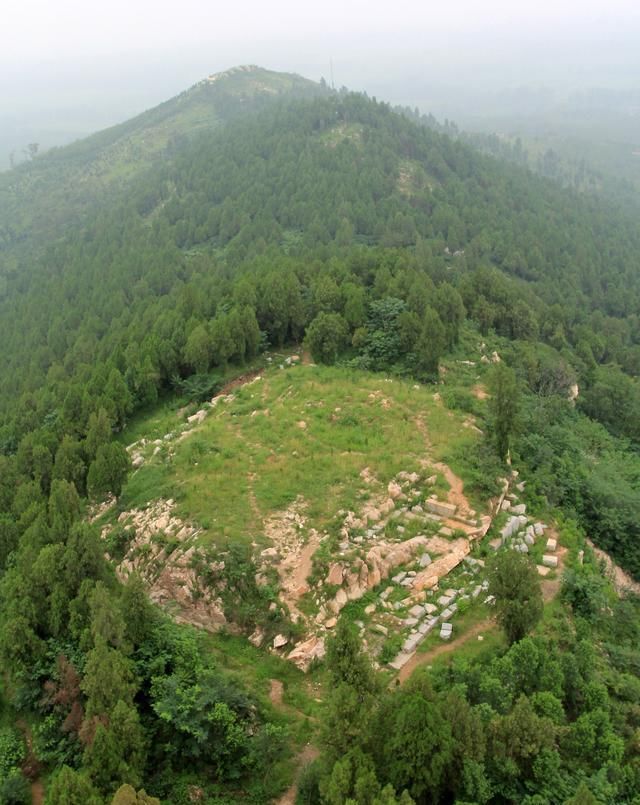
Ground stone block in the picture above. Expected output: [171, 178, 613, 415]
[389, 653, 412, 670]
[409, 604, 425, 619]
[542, 554, 558, 568]
[426, 498, 457, 518]
[546, 538, 557, 552]
[511, 503, 526, 516]
[419, 553, 432, 567]
[402, 634, 422, 653]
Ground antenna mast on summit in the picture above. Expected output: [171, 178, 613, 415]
[330, 58, 335, 90]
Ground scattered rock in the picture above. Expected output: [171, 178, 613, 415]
[273, 634, 289, 649]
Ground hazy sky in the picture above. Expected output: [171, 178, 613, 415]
[1, 0, 639, 163]
[3, 0, 640, 64]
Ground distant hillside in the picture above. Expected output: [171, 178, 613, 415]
[1, 73, 640, 581]
[0, 66, 325, 247]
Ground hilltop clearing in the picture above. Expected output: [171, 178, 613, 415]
[97, 362, 489, 658]
[98, 357, 560, 676]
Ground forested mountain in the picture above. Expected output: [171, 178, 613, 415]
[0, 66, 324, 248]
[1, 67, 640, 803]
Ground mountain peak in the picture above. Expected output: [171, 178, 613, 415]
[200, 65, 264, 84]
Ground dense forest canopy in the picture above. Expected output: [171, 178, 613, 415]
[0, 69, 639, 803]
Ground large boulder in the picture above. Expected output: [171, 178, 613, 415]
[287, 636, 326, 672]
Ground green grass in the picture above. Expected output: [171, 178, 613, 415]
[116, 364, 480, 552]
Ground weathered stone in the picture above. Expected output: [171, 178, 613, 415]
[379, 498, 395, 516]
[389, 653, 412, 670]
[402, 634, 422, 653]
[388, 481, 403, 499]
[426, 498, 457, 518]
[248, 629, 264, 647]
[534, 523, 545, 537]
[546, 538, 557, 552]
[437, 595, 452, 607]
[273, 634, 289, 649]
[501, 499, 511, 511]
[374, 624, 388, 636]
[187, 409, 207, 425]
[424, 603, 437, 615]
[364, 604, 376, 615]
[404, 617, 419, 627]
[419, 553, 432, 567]
[325, 617, 337, 628]
[287, 636, 326, 672]
[524, 534, 535, 546]
[542, 554, 558, 568]
[440, 607, 453, 620]
[392, 571, 407, 584]
[326, 563, 344, 585]
[409, 604, 425, 619]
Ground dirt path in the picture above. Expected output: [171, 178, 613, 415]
[586, 539, 640, 596]
[269, 678, 284, 707]
[278, 532, 322, 621]
[247, 470, 261, 523]
[396, 618, 495, 683]
[218, 368, 264, 396]
[414, 414, 474, 520]
[275, 744, 320, 805]
[269, 679, 320, 805]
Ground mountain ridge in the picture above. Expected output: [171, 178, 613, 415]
[0, 65, 326, 248]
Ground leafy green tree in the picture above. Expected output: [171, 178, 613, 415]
[84, 408, 114, 462]
[111, 785, 160, 804]
[87, 442, 130, 500]
[0, 515, 18, 572]
[45, 765, 102, 804]
[563, 782, 600, 805]
[322, 749, 381, 805]
[414, 307, 446, 379]
[183, 323, 211, 374]
[488, 551, 543, 644]
[304, 312, 350, 364]
[487, 362, 520, 460]
[82, 641, 137, 719]
[376, 678, 454, 802]
[52, 436, 87, 494]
